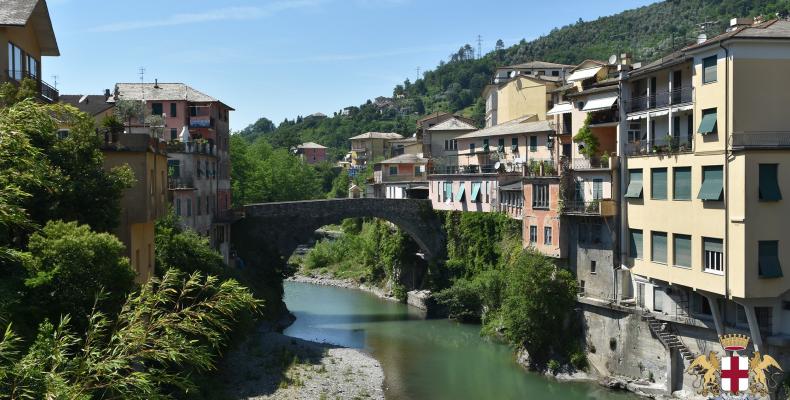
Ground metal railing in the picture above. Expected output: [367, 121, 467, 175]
[429, 164, 523, 175]
[524, 159, 558, 177]
[625, 136, 694, 156]
[166, 141, 215, 155]
[5, 69, 58, 102]
[189, 116, 215, 129]
[563, 200, 603, 215]
[730, 132, 790, 149]
[624, 87, 693, 113]
[571, 157, 612, 170]
[168, 176, 195, 189]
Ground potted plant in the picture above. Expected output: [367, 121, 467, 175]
[600, 152, 610, 168]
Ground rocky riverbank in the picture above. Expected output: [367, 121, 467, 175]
[287, 271, 399, 302]
[218, 322, 384, 400]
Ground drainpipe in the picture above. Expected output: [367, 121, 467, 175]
[719, 41, 731, 318]
[617, 68, 629, 303]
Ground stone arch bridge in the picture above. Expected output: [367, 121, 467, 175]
[231, 198, 446, 264]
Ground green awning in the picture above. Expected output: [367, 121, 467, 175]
[455, 184, 466, 201]
[759, 164, 782, 201]
[697, 166, 723, 201]
[511, 144, 518, 151]
[698, 111, 717, 135]
[625, 169, 643, 198]
[759, 241, 782, 278]
[471, 182, 481, 202]
[444, 182, 453, 200]
[629, 230, 643, 259]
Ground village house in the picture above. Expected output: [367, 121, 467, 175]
[296, 142, 328, 164]
[373, 153, 429, 199]
[347, 131, 404, 166]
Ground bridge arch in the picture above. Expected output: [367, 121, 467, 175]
[231, 198, 446, 265]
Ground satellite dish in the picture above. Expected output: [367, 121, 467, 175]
[494, 162, 502, 171]
[608, 54, 618, 65]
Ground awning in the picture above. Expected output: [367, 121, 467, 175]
[582, 93, 618, 112]
[454, 184, 466, 201]
[698, 111, 718, 135]
[759, 164, 782, 201]
[567, 67, 602, 82]
[547, 102, 573, 116]
[651, 110, 669, 117]
[627, 114, 646, 121]
[471, 182, 481, 201]
[697, 166, 723, 201]
[759, 242, 783, 278]
[624, 170, 643, 198]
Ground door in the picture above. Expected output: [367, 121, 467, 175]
[653, 289, 664, 312]
[562, 143, 572, 158]
[672, 70, 682, 103]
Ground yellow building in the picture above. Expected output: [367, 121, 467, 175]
[483, 73, 561, 127]
[0, 0, 59, 102]
[348, 131, 404, 166]
[621, 18, 790, 350]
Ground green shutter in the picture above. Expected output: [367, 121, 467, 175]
[651, 232, 667, 264]
[673, 167, 691, 200]
[759, 164, 782, 201]
[444, 182, 453, 200]
[698, 110, 717, 134]
[471, 182, 481, 202]
[593, 179, 603, 200]
[455, 183, 466, 201]
[674, 234, 691, 267]
[697, 166, 723, 201]
[630, 229, 643, 259]
[651, 168, 667, 200]
[625, 169, 643, 198]
[758, 241, 783, 278]
[529, 136, 537, 151]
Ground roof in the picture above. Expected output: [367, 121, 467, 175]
[683, 19, 790, 52]
[377, 153, 428, 165]
[114, 82, 234, 109]
[297, 142, 327, 149]
[349, 132, 404, 140]
[60, 94, 114, 116]
[427, 118, 477, 131]
[628, 50, 691, 78]
[389, 136, 419, 144]
[417, 111, 451, 124]
[498, 61, 575, 70]
[455, 117, 553, 140]
[0, 0, 59, 56]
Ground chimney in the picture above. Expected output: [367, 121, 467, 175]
[729, 17, 754, 31]
[104, 88, 111, 100]
[697, 33, 708, 44]
[620, 53, 632, 66]
[154, 78, 160, 89]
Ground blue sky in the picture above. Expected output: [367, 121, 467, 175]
[46, 0, 656, 131]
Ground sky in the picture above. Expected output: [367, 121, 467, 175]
[46, 0, 657, 131]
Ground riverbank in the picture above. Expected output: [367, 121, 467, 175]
[287, 271, 399, 302]
[218, 321, 385, 400]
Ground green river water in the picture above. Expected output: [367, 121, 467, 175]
[283, 281, 639, 400]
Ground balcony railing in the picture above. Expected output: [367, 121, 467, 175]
[524, 159, 558, 177]
[624, 87, 693, 113]
[562, 199, 616, 216]
[429, 164, 523, 175]
[5, 70, 58, 102]
[166, 140, 215, 155]
[571, 157, 614, 170]
[625, 135, 693, 156]
[730, 132, 790, 149]
[189, 116, 215, 129]
[169, 176, 195, 189]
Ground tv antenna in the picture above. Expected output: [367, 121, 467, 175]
[138, 67, 146, 84]
[51, 75, 58, 89]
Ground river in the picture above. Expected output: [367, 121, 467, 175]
[283, 281, 638, 400]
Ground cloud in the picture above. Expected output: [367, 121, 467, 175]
[90, 0, 323, 32]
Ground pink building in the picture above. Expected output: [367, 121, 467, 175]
[297, 142, 328, 164]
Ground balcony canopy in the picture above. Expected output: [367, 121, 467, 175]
[567, 67, 602, 82]
[546, 102, 573, 116]
[582, 92, 618, 112]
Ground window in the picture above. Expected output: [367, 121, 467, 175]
[529, 225, 538, 243]
[443, 182, 452, 201]
[551, 70, 560, 77]
[702, 55, 717, 84]
[698, 166, 723, 201]
[624, 169, 643, 198]
[389, 166, 398, 175]
[451, 140, 457, 150]
[629, 229, 643, 259]
[206, 195, 210, 214]
[759, 164, 782, 201]
[414, 165, 424, 177]
[574, 180, 584, 202]
[673, 167, 691, 200]
[469, 143, 475, 153]
[698, 108, 718, 135]
[170, 128, 177, 140]
[758, 240, 782, 278]
[651, 231, 667, 264]
[651, 168, 667, 200]
[444, 140, 449, 150]
[704, 237, 724, 273]
[627, 122, 641, 143]
[151, 103, 163, 116]
[497, 138, 505, 150]
[672, 116, 680, 140]
[529, 136, 538, 152]
[544, 226, 553, 245]
[511, 137, 519, 151]
[8, 42, 23, 80]
[454, 183, 466, 201]
[176, 199, 181, 216]
[532, 184, 549, 208]
[197, 197, 202, 216]
[590, 260, 597, 274]
[167, 159, 180, 178]
[674, 234, 691, 268]
[654, 289, 664, 312]
[482, 138, 489, 151]
[170, 103, 177, 117]
[26, 55, 37, 78]
[57, 129, 69, 139]
[186, 199, 192, 216]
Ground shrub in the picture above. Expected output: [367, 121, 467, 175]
[570, 351, 589, 371]
[155, 213, 225, 277]
[435, 278, 483, 322]
[547, 359, 561, 375]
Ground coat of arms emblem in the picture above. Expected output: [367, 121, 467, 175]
[685, 334, 783, 398]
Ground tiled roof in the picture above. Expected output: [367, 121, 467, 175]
[683, 19, 790, 52]
[456, 116, 553, 139]
[60, 94, 114, 116]
[0, 0, 37, 25]
[115, 83, 222, 104]
[377, 153, 428, 164]
[297, 142, 327, 149]
[0, 0, 58, 56]
[349, 132, 404, 140]
[500, 61, 575, 70]
[427, 118, 477, 131]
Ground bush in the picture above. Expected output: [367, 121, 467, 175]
[547, 359, 561, 375]
[435, 278, 483, 322]
[155, 211, 225, 276]
[570, 351, 589, 371]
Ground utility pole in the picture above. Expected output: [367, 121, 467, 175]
[477, 34, 483, 59]
[51, 75, 58, 89]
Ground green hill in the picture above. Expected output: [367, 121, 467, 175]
[239, 0, 790, 157]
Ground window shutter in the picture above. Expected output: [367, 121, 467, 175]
[698, 166, 723, 201]
[698, 109, 718, 134]
[625, 169, 643, 198]
[651, 168, 667, 200]
[651, 232, 667, 263]
[673, 167, 691, 200]
[758, 241, 783, 278]
[674, 234, 692, 267]
[759, 164, 782, 201]
[630, 229, 643, 259]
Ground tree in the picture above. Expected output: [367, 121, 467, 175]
[114, 99, 144, 128]
[155, 211, 225, 277]
[495, 39, 505, 51]
[22, 221, 136, 329]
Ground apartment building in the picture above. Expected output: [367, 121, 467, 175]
[389, 136, 422, 157]
[113, 82, 235, 263]
[620, 19, 790, 359]
[373, 153, 429, 199]
[1, 0, 59, 102]
[296, 142, 327, 164]
[492, 61, 574, 84]
[483, 70, 563, 127]
[347, 131, 404, 166]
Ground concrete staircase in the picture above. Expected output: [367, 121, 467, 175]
[644, 315, 696, 362]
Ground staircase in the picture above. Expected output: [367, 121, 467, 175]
[644, 315, 696, 362]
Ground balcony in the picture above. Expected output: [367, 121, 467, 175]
[625, 135, 693, 156]
[524, 159, 559, 177]
[189, 116, 215, 129]
[166, 140, 215, 155]
[5, 70, 58, 102]
[100, 132, 166, 154]
[169, 176, 195, 189]
[429, 164, 522, 175]
[624, 87, 693, 114]
[730, 132, 790, 150]
[562, 199, 616, 217]
[570, 156, 617, 170]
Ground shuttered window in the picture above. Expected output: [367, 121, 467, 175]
[673, 234, 691, 268]
[529, 136, 538, 152]
[651, 231, 667, 264]
[529, 225, 538, 243]
[698, 166, 723, 201]
[629, 229, 643, 259]
[759, 241, 782, 278]
[673, 167, 691, 200]
[593, 179, 603, 200]
[702, 55, 717, 84]
[152, 102, 163, 116]
[443, 182, 452, 201]
[625, 169, 643, 198]
[698, 108, 717, 135]
[759, 164, 782, 201]
[471, 182, 482, 203]
[455, 183, 466, 201]
[651, 168, 667, 200]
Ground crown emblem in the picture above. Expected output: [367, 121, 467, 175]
[719, 334, 750, 351]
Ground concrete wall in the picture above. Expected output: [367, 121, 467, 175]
[570, 220, 617, 301]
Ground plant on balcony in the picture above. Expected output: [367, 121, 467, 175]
[543, 162, 556, 176]
[573, 115, 599, 159]
[600, 152, 610, 167]
[114, 99, 144, 129]
[529, 160, 541, 175]
[101, 115, 124, 142]
[586, 199, 600, 213]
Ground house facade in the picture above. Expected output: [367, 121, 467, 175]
[297, 142, 328, 164]
[373, 154, 429, 199]
[347, 131, 404, 166]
